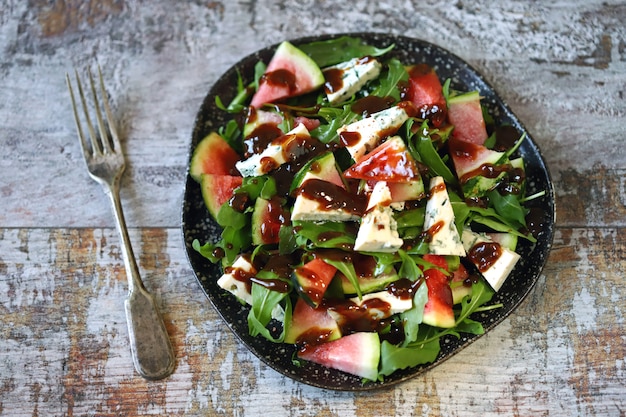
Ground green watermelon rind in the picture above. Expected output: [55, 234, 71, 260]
[189, 132, 240, 182]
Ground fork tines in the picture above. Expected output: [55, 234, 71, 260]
[66, 66, 121, 157]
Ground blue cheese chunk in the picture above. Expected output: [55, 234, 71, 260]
[349, 290, 413, 319]
[354, 182, 403, 252]
[291, 172, 361, 222]
[424, 176, 466, 256]
[337, 105, 410, 161]
[217, 255, 256, 305]
[217, 255, 284, 319]
[324, 57, 382, 105]
[461, 229, 521, 292]
[328, 290, 413, 324]
[235, 123, 309, 177]
[366, 180, 393, 211]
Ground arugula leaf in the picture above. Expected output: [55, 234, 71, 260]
[487, 189, 528, 228]
[455, 279, 495, 324]
[293, 221, 356, 250]
[236, 176, 272, 201]
[407, 120, 457, 185]
[442, 78, 451, 102]
[451, 201, 471, 234]
[299, 36, 394, 68]
[453, 200, 536, 242]
[247, 283, 290, 343]
[220, 225, 252, 265]
[453, 317, 485, 335]
[398, 250, 423, 282]
[323, 257, 362, 299]
[400, 280, 428, 344]
[370, 58, 407, 100]
[471, 215, 535, 242]
[394, 207, 425, 229]
[312, 105, 355, 144]
[379, 338, 440, 378]
[278, 225, 298, 255]
[192, 239, 221, 263]
[216, 203, 248, 229]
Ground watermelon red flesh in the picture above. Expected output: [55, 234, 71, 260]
[343, 136, 419, 183]
[190, 132, 241, 181]
[406, 64, 447, 127]
[295, 116, 321, 132]
[243, 110, 321, 139]
[293, 258, 338, 307]
[250, 41, 324, 108]
[200, 174, 243, 220]
[448, 136, 505, 180]
[284, 298, 341, 345]
[297, 332, 380, 381]
[447, 91, 488, 145]
[421, 254, 455, 328]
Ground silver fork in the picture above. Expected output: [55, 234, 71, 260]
[66, 67, 175, 380]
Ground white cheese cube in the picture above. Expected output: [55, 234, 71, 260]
[217, 255, 256, 305]
[217, 255, 284, 319]
[423, 176, 466, 256]
[461, 229, 521, 292]
[329, 290, 413, 324]
[350, 290, 413, 319]
[337, 105, 409, 161]
[324, 57, 382, 105]
[235, 124, 309, 177]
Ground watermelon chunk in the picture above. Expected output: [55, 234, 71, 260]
[285, 298, 341, 345]
[292, 151, 343, 193]
[250, 41, 325, 108]
[421, 254, 455, 328]
[200, 174, 243, 220]
[449, 136, 505, 179]
[190, 132, 241, 182]
[343, 136, 419, 183]
[448, 136, 509, 198]
[251, 197, 289, 246]
[447, 91, 488, 145]
[243, 108, 284, 138]
[298, 332, 380, 381]
[406, 64, 447, 127]
[292, 258, 338, 307]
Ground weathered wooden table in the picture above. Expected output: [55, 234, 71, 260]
[1, 1, 624, 415]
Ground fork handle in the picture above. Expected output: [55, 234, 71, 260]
[106, 187, 176, 380]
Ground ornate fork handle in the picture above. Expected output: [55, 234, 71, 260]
[107, 182, 176, 380]
[67, 67, 175, 380]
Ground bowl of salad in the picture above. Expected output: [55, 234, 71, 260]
[182, 33, 555, 390]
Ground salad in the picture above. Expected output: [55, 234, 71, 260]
[189, 36, 544, 383]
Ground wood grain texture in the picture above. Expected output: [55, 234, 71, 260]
[0, 228, 624, 416]
[1, 0, 625, 415]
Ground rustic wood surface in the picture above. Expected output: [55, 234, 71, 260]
[1, 0, 625, 416]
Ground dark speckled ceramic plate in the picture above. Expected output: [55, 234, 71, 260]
[182, 33, 556, 391]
